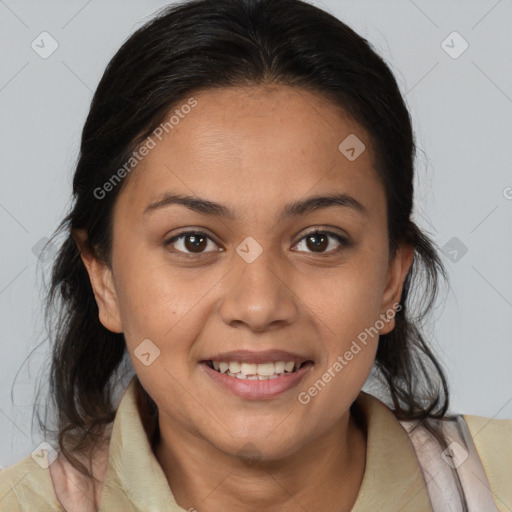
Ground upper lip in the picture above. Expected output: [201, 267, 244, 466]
[202, 349, 313, 365]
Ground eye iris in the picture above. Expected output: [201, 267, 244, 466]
[306, 232, 328, 252]
[185, 233, 207, 253]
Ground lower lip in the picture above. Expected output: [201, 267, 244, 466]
[200, 362, 313, 400]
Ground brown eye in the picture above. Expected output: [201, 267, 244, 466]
[293, 230, 349, 254]
[165, 231, 219, 255]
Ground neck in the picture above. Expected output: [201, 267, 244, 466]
[154, 406, 367, 512]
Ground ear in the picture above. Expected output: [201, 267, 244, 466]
[378, 242, 415, 335]
[71, 229, 123, 333]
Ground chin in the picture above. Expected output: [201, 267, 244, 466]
[212, 431, 302, 463]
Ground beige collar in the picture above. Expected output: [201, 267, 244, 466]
[100, 377, 433, 511]
[350, 391, 433, 510]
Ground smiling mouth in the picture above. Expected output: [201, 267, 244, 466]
[203, 360, 313, 380]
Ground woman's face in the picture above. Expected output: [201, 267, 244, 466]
[83, 85, 413, 460]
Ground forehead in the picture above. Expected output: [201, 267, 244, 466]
[116, 85, 383, 218]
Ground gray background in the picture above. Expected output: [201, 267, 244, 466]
[1, 0, 511, 468]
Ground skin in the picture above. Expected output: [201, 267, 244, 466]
[74, 84, 414, 512]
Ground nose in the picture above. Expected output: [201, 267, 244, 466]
[218, 244, 299, 332]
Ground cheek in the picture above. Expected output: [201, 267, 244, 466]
[112, 251, 221, 369]
[298, 275, 382, 422]
[308, 254, 388, 333]
[111, 252, 185, 345]
[301, 242, 388, 377]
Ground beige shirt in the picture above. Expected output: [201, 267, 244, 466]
[1, 376, 511, 511]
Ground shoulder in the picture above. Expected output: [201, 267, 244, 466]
[400, 412, 512, 511]
[463, 413, 512, 468]
[0, 449, 64, 511]
[463, 412, 512, 441]
[1, 432, 111, 512]
[463, 413, 512, 509]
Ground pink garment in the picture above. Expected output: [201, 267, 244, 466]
[49, 423, 112, 512]
[399, 415, 500, 511]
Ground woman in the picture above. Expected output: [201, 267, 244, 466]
[1, 0, 510, 510]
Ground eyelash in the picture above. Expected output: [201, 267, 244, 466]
[164, 229, 350, 257]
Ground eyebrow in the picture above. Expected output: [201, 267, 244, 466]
[143, 192, 369, 221]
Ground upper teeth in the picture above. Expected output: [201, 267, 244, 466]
[213, 361, 297, 377]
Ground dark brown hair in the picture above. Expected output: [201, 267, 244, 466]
[24, 0, 455, 508]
